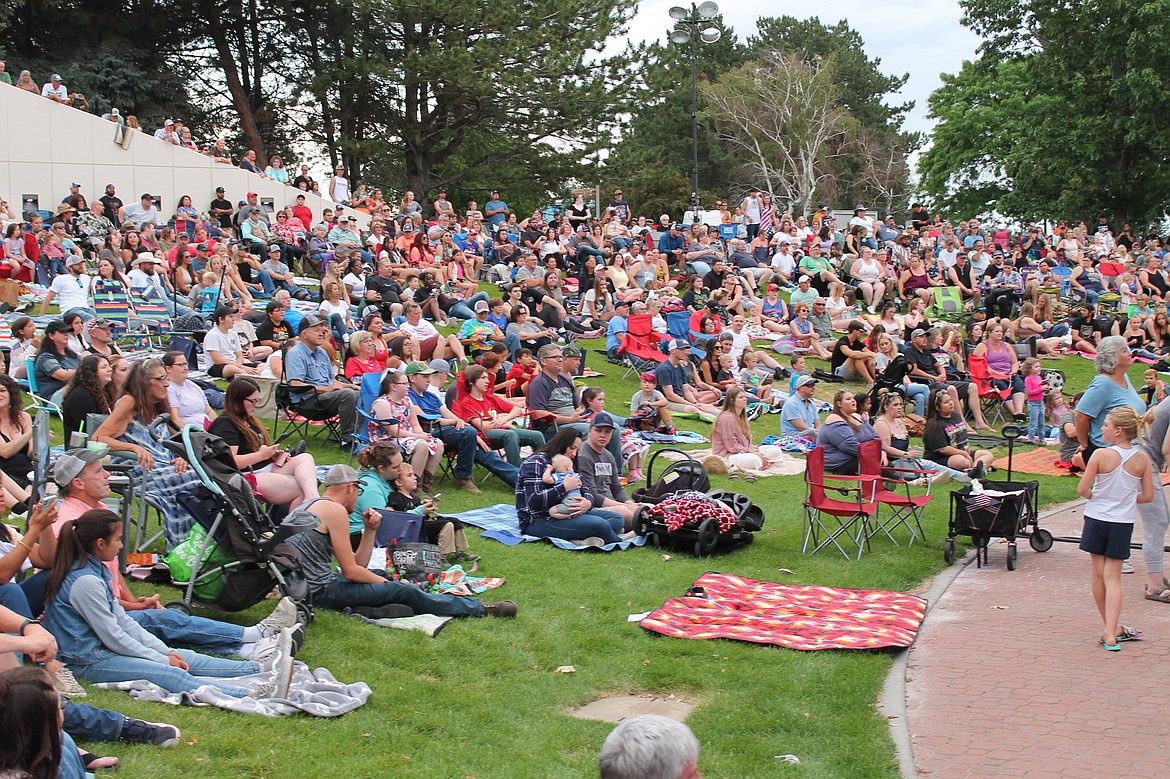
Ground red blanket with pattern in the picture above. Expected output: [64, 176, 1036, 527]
[639, 572, 927, 651]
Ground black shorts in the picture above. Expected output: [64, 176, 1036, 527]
[208, 363, 227, 378]
[1079, 515, 1133, 560]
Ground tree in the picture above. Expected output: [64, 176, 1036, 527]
[700, 50, 856, 217]
[921, 0, 1170, 226]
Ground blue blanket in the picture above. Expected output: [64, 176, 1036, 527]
[452, 503, 646, 552]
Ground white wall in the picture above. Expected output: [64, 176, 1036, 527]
[0, 84, 362, 228]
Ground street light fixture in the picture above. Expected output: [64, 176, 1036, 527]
[668, 2, 720, 222]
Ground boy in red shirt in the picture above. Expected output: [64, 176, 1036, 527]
[505, 348, 537, 397]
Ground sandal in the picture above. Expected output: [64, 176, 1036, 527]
[81, 752, 121, 771]
[1117, 625, 1143, 642]
[1099, 637, 1121, 652]
[1145, 586, 1170, 603]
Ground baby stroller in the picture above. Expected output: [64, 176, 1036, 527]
[945, 479, 1052, 570]
[630, 449, 765, 555]
[160, 424, 315, 623]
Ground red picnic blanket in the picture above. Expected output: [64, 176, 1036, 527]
[640, 572, 927, 651]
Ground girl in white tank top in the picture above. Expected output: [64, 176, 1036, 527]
[1077, 406, 1154, 650]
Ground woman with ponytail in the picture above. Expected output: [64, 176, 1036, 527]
[43, 510, 296, 700]
[1077, 407, 1155, 651]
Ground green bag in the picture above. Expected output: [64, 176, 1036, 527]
[163, 524, 236, 602]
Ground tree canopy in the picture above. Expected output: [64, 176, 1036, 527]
[920, 0, 1170, 226]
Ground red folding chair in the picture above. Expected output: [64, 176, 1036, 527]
[966, 352, 1011, 426]
[617, 313, 669, 379]
[802, 446, 879, 560]
[857, 439, 933, 546]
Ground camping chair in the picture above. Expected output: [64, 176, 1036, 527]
[666, 309, 704, 360]
[1051, 265, 1072, 298]
[92, 278, 154, 350]
[127, 286, 175, 348]
[966, 352, 1012, 426]
[929, 285, 964, 322]
[81, 412, 168, 556]
[802, 446, 879, 560]
[348, 371, 387, 464]
[617, 314, 668, 379]
[857, 439, 931, 546]
[273, 373, 347, 448]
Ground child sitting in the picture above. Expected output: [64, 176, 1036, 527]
[788, 355, 808, 395]
[504, 348, 537, 397]
[542, 454, 582, 519]
[738, 350, 783, 410]
[629, 372, 673, 432]
[387, 467, 478, 564]
[188, 271, 222, 313]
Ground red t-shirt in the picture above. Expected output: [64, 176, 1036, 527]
[453, 392, 516, 439]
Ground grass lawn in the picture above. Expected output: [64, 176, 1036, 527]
[45, 333, 1112, 778]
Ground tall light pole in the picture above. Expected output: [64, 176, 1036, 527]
[669, 2, 721, 223]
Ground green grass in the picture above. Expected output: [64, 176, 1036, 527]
[45, 335, 1110, 778]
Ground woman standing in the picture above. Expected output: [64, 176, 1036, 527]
[818, 390, 882, 474]
[163, 351, 216, 429]
[209, 378, 320, 508]
[711, 387, 786, 475]
[369, 371, 445, 492]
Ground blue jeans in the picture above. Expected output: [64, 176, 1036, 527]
[903, 382, 930, 417]
[485, 426, 547, 466]
[524, 511, 625, 544]
[435, 423, 477, 480]
[328, 313, 348, 345]
[1044, 322, 1070, 338]
[1027, 399, 1045, 440]
[275, 278, 310, 298]
[62, 306, 98, 322]
[449, 291, 491, 321]
[0, 580, 33, 618]
[128, 609, 244, 655]
[59, 731, 86, 779]
[70, 649, 258, 698]
[312, 572, 484, 616]
[476, 448, 518, 486]
[255, 268, 276, 296]
[36, 257, 68, 286]
[63, 701, 128, 742]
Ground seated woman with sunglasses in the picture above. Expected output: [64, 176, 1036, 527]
[208, 378, 321, 508]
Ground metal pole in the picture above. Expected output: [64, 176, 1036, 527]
[689, 6, 700, 221]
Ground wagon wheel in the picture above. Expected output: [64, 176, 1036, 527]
[164, 600, 192, 615]
[943, 539, 956, 565]
[694, 517, 721, 556]
[1030, 529, 1054, 553]
[1006, 543, 1018, 571]
[630, 505, 648, 537]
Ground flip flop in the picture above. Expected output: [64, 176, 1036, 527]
[1099, 638, 1121, 652]
[1117, 626, 1143, 642]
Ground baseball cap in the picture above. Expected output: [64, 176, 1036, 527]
[614, 299, 630, 309]
[404, 361, 436, 376]
[86, 319, 112, 334]
[164, 118, 173, 125]
[794, 375, 818, 389]
[428, 358, 452, 375]
[52, 449, 103, 487]
[639, 372, 657, 382]
[767, 284, 779, 292]
[195, 242, 209, 251]
[298, 314, 328, 333]
[66, 255, 85, 266]
[52, 74, 62, 82]
[246, 191, 258, 198]
[70, 181, 81, 188]
[321, 464, 361, 486]
[215, 186, 225, 193]
[589, 412, 616, 429]
[562, 345, 582, 358]
[666, 338, 690, 351]
[473, 300, 489, 313]
[267, 244, 282, 253]
[911, 328, 928, 338]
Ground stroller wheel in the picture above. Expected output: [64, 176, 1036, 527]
[943, 539, 956, 565]
[1006, 543, 1018, 571]
[164, 600, 192, 615]
[295, 601, 315, 626]
[694, 517, 721, 557]
[1029, 529, 1054, 553]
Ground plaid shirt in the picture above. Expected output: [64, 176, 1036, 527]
[515, 453, 594, 531]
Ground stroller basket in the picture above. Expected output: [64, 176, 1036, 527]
[946, 479, 1052, 570]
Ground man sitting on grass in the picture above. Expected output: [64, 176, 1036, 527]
[653, 339, 719, 420]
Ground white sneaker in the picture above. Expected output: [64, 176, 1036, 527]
[52, 666, 86, 697]
[930, 470, 952, 487]
[1122, 561, 1135, 574]
[255, 627, 293, 672]
[255, 597, 298, 639]
[253, 628, 294, 700]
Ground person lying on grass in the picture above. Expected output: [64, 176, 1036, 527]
[286, 464, 515, 619]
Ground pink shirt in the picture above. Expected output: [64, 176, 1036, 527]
[54, 495, 130, 600]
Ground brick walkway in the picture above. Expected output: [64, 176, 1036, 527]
[905, 498, 1170, 778]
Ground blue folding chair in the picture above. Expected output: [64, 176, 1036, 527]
[348, 371, 388, 464]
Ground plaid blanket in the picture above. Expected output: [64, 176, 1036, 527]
[453, 503, 647, 552]
[640, 572, 927, 651]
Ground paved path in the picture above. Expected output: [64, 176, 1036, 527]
[904, 497, 1170, 778]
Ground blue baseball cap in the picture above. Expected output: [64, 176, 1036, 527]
[589, 412, 617, 429]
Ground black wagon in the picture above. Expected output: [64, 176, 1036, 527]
[945, 479, 1053, 570]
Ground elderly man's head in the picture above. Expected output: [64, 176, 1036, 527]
[599, 715, 701, 779]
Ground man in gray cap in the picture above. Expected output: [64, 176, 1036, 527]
[287, 465, 517, 618]
[653, 339, 719, 420]
[781, 375, 821, 440]
[285, 315, 360, 448]
[577, 413, 643, 528]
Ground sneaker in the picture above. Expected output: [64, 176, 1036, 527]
[1122, 561, 1135, 574]
[255, 597, 298, 639]
[255, 626, 294, 671]
[52, 667, 86, 697]
[290, 439, 308, 457]
[930, 470, 952, 487]
[746, 404, 766, 421]
[450, 551, 480, 564]
[120, 718, 181, 748]
[253, 630, 295, 700]
[482, 600, 518, 618]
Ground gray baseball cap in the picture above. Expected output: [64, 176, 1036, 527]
[52, 449, 104, 487]
[322, 464, 361, 486]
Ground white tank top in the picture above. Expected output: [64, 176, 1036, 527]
[1085, 445, 1142, 524]
[331, 175, 349, 203]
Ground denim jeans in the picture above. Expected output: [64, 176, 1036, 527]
[476, 448, 518, 486]
[128, 609, 244, 656]
[59, 731, 86, 779]
[327, 312, 348, 346]
[435, 423, 477, 479]
[524, 511, 625, 544]
[256, 268, 276, 296]
[36, 258, 68, 286]
[903, 382, 930, 417]
[275, 278, 310, 298]
[63, 701, 127, 742]
[70, 649, 258, 698]
[485, 426, 547, 466]
[0, 581, 33, 618]
[1027, 399, 1045, 440]
[312, 572, 484, 617]
[449, 291, 491, 321]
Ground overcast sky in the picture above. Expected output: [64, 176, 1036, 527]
[625, 0, 984, 141]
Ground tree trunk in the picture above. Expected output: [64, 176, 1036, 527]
[208, 29, 265, 163]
